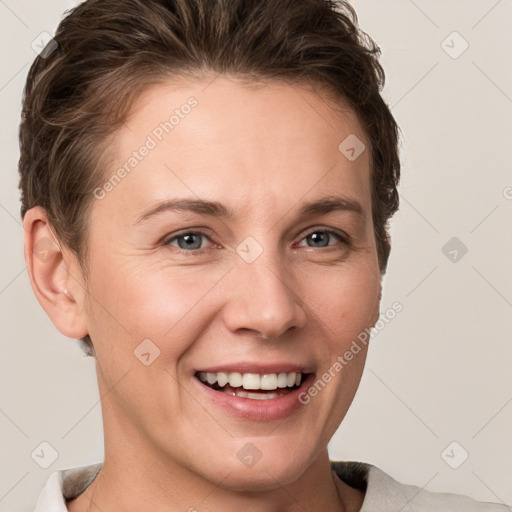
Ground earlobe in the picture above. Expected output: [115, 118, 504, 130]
[23, 206, 89, 339]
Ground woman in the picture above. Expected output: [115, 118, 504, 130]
[19, 0, 508, 510]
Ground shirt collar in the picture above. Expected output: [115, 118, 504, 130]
[33, 463, 102, 512]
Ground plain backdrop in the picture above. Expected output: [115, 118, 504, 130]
[1, 1, 511, 511]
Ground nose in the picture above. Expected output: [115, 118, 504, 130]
[222, 252, 307, 340]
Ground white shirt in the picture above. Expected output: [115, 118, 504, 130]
[33, 461, 510, 511]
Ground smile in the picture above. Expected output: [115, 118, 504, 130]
[196, 371, 304, 400]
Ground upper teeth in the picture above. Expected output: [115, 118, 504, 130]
[197, 371, 302, 390]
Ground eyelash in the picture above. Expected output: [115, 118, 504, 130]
[163, 228, 350, 255]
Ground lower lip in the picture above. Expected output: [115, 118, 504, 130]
[194, 373, 316, 421]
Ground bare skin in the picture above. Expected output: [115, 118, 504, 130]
[24, 75, 381, 512]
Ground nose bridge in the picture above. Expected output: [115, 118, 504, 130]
[225, 240, 306, 339]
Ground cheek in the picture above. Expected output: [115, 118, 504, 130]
[84, 257, 226, 360]
[84, 243, 380, 368]
[305, 261, 380, 342]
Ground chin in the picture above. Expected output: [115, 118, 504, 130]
[205, 437, 317, 491]
[212, 460, 310, 492]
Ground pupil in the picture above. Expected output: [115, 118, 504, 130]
[180, 234, 201, 250]
[309, 232, 328, 247]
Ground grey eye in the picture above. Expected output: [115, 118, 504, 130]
[301, 230, 342, 248]
[168, 232, 207, 250]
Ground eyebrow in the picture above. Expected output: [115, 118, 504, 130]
[135, 195, 365, 224]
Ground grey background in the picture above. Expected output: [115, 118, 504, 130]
[1, 1, 511, 510]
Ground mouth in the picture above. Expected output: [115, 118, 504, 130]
[195, 371, 308, 400]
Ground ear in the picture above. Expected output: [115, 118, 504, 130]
[23, 206, 89, 339]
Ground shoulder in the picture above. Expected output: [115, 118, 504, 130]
[331, 460, 510, 512]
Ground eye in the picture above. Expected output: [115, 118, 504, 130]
[297, 229, 347, 249]
[163, 228, 348, 254]
[165, 231, 212, 251]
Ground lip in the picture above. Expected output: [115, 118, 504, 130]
[193, 371, 316, 422]
[194, 363, 313, 374]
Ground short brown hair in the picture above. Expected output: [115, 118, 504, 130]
[19, 0, 401, 355]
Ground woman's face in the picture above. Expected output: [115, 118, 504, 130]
[79, 76, 381, 488]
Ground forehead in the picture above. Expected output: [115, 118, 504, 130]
[96, 75, 371, 223]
